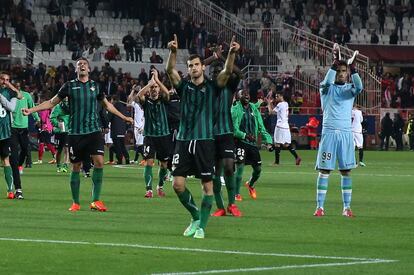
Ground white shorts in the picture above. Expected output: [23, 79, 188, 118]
[274, 127, 291, 144]
[134, 128, 144, 146]
[353, 132, 363, 148]
[104, 132, 113, 144]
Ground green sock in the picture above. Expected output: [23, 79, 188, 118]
[70, 172, 80, 204]
[4, 166, 13, 192]
[176, 188, 199, 221]
[213, 176, 225, 209]
[249, 165, 262, 187]
[235, 164, 244, 194]
[158, 167, 168, 187]
[57, 163, 62, 168]
[144, 166, 153, 190]
[199, 195, 213, 230]
[225, 174, 235, 204]
[92, 168, 103, 201]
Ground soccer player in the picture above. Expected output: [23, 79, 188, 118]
[0, 72, 22, 199]
[133, 69, 170, 198]
[127, 86, 145, 164]
[11, 80, 38, 199]
[34, 97, 57, 165]
[50, 99, 70, 173]
[232, 89, 273, 201]
[266, 91, 301, 166]
[313, 44, 363, 218]
[166, 34, 239, 238]
[351, 105, 365, 167]
[208, 57, 242, 217]
[22, 57, 133, 212]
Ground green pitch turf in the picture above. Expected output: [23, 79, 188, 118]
[0, 150, 413, 274]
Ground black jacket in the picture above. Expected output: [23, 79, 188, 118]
[108, 101, 129, 138]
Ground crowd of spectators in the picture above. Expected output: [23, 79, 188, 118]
[380, 70, 414, 109]
[211, 0, 414, 45]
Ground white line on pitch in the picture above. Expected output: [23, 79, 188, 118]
[112, 165, 414, 177]
[151, 260, 397, 275]
[0, 237, 394, 263]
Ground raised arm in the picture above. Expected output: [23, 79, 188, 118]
[101, 97, 133, 124]
[135, 79, 153, 103]
[166, 34, 181, 87]
[348, 50, 363, 96]
[266, 97, 275, 114]
[22, 95, 61, 116]
[4, 80, 23, 99]
[320, 43, 342, 94]
[216, 36, 240, 88]
[127, 85, 139, 105]
[152, 69, 170, 101]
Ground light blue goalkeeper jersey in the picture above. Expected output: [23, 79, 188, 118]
[319, 69, 363, 133]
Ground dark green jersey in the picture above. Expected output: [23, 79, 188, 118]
[57, 79, 104, 135]
[240, 105, 257, 146]
[214, 74, 240, 136]
[0, 88, 15, 140]
[175, 79, 218, 141]
[141, 97, 170, 137]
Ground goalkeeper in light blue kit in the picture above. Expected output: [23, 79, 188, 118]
[313, 43, 363, 218]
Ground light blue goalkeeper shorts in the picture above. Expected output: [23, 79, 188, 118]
[315, 130, 356, 171]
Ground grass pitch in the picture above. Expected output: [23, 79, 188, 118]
[0, 150, 413, 274]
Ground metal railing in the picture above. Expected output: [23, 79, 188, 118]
[145, 0, 382, 114]
[11, 39, 46, 65]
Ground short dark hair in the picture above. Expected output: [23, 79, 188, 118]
[337, 60, 348, 67]
[275, 90, 284, 97]
[187, 54, 204, 65]
[76, 57, 90, 65]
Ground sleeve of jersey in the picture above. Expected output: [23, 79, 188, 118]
[57, 82, 70, 100]
[350, 73, 363, 96]
[319, 69, 336, 94]
[231, 105, 246, 140]
[0, 95, 17, 112]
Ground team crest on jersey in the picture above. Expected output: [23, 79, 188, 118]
[90, 86, 96, 92]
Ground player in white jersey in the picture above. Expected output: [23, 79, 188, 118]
[313, 44, 363, 218]
[128, 86, 145, 164]
[351, 105, 365, 167]
[266, 91, 301, 165]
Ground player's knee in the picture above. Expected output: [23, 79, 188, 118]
[319, 169, 330, 176]
[340, 170, 351, 176]
[72, 162, 82, 172]
[201, 180, 213, 195]
[172, 178, 185, 193]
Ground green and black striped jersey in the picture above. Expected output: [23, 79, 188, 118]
[0, 88, 16, 140]
[214, 74, 240, 136]
[140, 97, 170, 137]
[57, 79, 104, 135]
[240, 105, 257, 146]
[175, 79, 218, 141]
